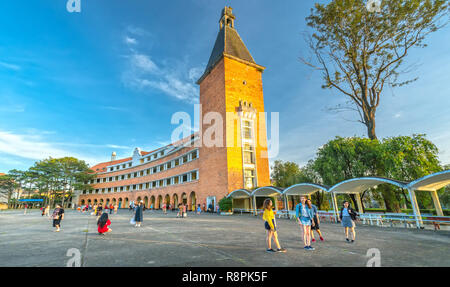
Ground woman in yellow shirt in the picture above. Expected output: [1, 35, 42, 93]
[262, 199, 286, 253]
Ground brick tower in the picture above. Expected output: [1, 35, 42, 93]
[197, 7, 270, 205]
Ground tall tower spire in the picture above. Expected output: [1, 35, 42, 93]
[219, 6, 235, 29]
[197, 6, 261, 84]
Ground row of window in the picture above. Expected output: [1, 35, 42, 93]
[92, 150, 199, 184]
[83, 170, 199, 195]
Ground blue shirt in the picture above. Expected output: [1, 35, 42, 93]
[295, 203, 314, 219]
[342, 208, 350, 217]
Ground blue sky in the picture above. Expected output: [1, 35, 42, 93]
[0, 0, 449, 173]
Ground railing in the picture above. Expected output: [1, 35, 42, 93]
[232, 208, 450, 229]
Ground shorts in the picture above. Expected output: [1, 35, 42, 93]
[341, 216, 355, 228]
[311, 216, 320, 230]
[264, 220, 276, 231]
[53, 219, 61, 227]
[300, 216, 311, 226]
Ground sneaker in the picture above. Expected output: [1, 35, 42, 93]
[351, 240, 354, 243]
[308, 246, 315, 251]
[266, 249, 275, 253]
[312, 238, 316, 242]
[276, 248, 287, 253]
[304, 246, 309, 250]
[320, 237, 324, 241]
[346, 238, 350, 242]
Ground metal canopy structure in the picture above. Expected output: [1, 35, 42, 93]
[227, 189, 252, 199]
[408, 170, 450, 192]
[251, 186, 284, 197]
[226, 170, 449, 228]
[283, 183, 329, 196]
[329, 177, 408, 194]
[327, 177, 409, 224]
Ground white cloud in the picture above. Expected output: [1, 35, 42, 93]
[121, 27, 200, 103]
[0, 61, 21, 71]
[0, 130, 123, 166]
[125, 36, 138, 45]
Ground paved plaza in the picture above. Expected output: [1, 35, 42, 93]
[0, 209, 449, 267]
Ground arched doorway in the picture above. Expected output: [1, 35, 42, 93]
[144, 196, 149, 208]
[150, 196, 155, 209]
[137, 196, 142, 204]
[164, 194, 170, 206]
[189, 191, 196, 211]
[81, 199, 85, 205]
[157, 195, 162, 209]
[94, 199, 98, 205]
[173, 194, 179, 208]
[118, 198, 123, 209]
[181, 192, 187, 205]
[112, 198, 117, 205]
[124, 197, 129, 208]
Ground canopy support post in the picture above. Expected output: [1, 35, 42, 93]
[430, 190, 444, 216]
[408, 188, 423, 229]
[331, 192, 339, 222]
[284, 195, 289, 219]
[253, 195, 257, 216]
[356, 193, 364, 214]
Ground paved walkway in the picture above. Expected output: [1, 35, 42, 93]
[0, 209, 449, 267]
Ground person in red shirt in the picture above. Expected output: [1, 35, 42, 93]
[97, 213, 112, 235]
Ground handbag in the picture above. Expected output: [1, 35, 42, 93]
[130, 217, 136, 225]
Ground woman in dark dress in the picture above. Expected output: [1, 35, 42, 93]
[134, 201, 144, 227]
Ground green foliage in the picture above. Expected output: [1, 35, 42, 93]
[7, 157, 95, 207]
[271, 134, 444, 212]
[218, 197, 233, 212]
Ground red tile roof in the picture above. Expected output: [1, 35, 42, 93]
[90, 133, 199, 174]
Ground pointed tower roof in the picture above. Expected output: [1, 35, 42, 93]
[197, 7, 264, 84]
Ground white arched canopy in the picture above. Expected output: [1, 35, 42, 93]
[408, 170, 450, 191]
[227, 189, 252, 199]
[283, 183, 329, 196]
[328, 177, 408, 221]
[407, 170, 450, 218]
[251, 186, 284, 197]
[329, 177, 408, 194]
[228, 189, 253, 212]
[250, 186, 284, 213]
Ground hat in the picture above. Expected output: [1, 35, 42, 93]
[140, 200, 144, 203]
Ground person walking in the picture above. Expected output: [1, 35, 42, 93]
[262, 199, 286, 253]
[296, 196, 315, 251]
[97, 213, 112, 235]
[51, 204, 65, 232]
[163, 203, 167, 214]
[44, 205, 50, 217]
[339, 201, 358, 243]
[182, 203, 187, 218]
[196, 204, 201, 215]
[134, 200, 144, 227]
[24, 204, 28, 215]
[109, 203, 114, 214]
[114, 204, 118, 214]
[306, 199, 324, 242]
